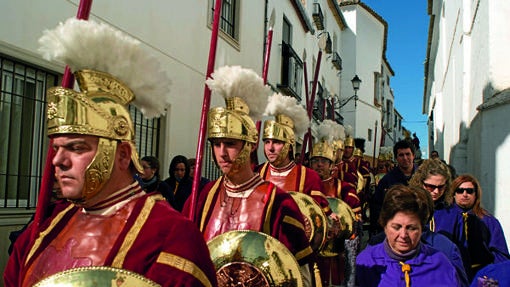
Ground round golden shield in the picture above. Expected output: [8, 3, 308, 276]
[207, 230, 303, 287]
[289, 191, 328, 253]
[319, 197, 356, 257]
[33, 266, 160, 287]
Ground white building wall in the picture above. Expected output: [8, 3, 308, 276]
[340, 4, 384, 160]
[425, 0, 510, 237]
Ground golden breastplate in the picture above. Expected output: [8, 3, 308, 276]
[203, 186, 268, 242]
[24, 200, 136, 287]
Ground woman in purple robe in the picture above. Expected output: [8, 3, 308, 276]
[356, 184, 461, 287]
[452, 175, 509, 264]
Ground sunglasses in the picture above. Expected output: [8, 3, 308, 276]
[422, 182, 446, 191]
[455, 188, 476, 195]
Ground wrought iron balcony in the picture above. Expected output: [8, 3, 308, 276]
[324, 32, 332, 54]
[312, 3, 324, 30]
[331, 51, 342, 70]
[278, 41, 303, 101]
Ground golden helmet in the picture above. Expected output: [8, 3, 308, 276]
[263, 93, 309, 163]
[353, 148, 363, 158]
[207, 97, 259, 144]
[311, 120, 343, 162]
[311, 140, 336, 162]
[206, 66, 270, 144]
[344, 136, 355, 148]
[39, 18, 171, 202]
[344, 124, 355, 148]
[47, 70, 140, 156]
[333, 139, 344, 151]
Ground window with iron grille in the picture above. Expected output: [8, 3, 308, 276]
[0, 54, 161, 209]
[312, 83, 324, 121]
[203, 141, 222, 181]
[209, 0, 239, 41]
[130, 106, 161, 160]
[0, 54, 58, 208]
[278, 41, 303, 101]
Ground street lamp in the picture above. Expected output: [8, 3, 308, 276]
[351, 74, 362, 108]
[339, 74, 362, 109]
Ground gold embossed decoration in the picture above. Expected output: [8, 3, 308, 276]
[33, 266, 160, 287]
[207, 230, 303, 287]
[81, 138, 117, 201]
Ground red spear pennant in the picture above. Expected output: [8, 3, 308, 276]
[252, 9, 275, 168]
[299, 33, 327, 162]
[189, 0, 223, 222]
[31, 0, 93, 242]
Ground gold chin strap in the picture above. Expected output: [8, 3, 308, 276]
[81, 138, 117, 203]
[227, 142, 253, 177]
[266, 142, 291, 167]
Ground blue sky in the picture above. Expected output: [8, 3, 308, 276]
[361, 0, 430, 157]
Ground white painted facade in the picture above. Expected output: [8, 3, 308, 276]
[424, 0, 510, 237]
[339, 3, 393, 160]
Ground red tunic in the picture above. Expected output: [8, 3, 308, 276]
[321, 177, 361, 214]
[257, 162, 331, 215]
[185, 175, 314, 266]
[5, 191, 217, 287]
[332, 159, 359, 190]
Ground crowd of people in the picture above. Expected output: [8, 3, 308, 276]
[5, 17, 509, 287]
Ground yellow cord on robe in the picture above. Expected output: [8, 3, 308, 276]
[173, 181, 180, 195]
[462, 212, 468, 240]
[429, 216, 435, 232]
[399, 262, 411, 287]
[313, 262, 323, 287]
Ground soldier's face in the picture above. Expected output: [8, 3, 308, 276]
[310, 157, 332, 180]
[344, 146, 354, 158]
[211, 138, 246, 174]
[52, 135, 98, 200]
[264, 139, 285, 163]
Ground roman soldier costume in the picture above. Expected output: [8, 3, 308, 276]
[5, 18, 217, 287]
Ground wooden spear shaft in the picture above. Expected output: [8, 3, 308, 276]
[300, 49, 323, 162]
[298, 50, 309, 164]
[189, 0, 223, 222]
[252, 9, 275, 167]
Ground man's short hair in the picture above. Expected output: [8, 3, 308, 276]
[393, 140, 416, 157]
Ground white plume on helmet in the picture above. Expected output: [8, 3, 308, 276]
[206, 65, 270, 121]
[315, 119, 340, 144]
[38, 17, 171, 118]
[345, 124, 354, 138]
[264, 92, 309, 136]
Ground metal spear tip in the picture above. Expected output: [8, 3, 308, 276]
[318, 32, 327, 50]
[269, 8, 275, 29]
[303, 49, 307, 61]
